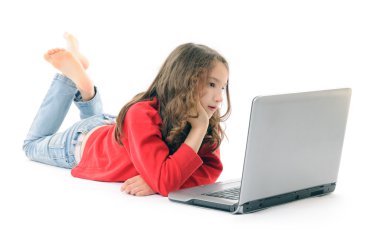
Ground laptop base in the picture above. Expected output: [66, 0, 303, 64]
[171, 183, 336, 214]
[234, 183, 336, 214]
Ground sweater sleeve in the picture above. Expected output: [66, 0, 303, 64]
[123, 103, 204, 196]
[179, 147, 223, 189]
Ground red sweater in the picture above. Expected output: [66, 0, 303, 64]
[71, 97, 223, 196]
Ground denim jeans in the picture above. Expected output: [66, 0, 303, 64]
[22, 73, 116, 169]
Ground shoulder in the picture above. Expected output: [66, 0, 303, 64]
[126, 97, 162, 125]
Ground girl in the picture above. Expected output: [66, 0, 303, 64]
[23, 33, 231, 197]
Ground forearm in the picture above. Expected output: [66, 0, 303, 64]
[184, 126, 207, 153]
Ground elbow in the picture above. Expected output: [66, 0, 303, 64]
[154, 174, 183, 197]
[155, 185, 175, 197]
[153, 163, 184, 197]
[157, 190, 169, 197]
[155, 180, 182, 197]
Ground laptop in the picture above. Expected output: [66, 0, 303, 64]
[168, 88, 351, 214]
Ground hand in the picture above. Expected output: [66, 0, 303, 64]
[184, 101, 209, 153]
[120, 175, 156, 196]
[187, 101, 209, 130]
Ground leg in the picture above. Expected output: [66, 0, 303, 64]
[23, 113, 115, 169]
[44, 48, 94, 101]
[22, 73, 104, 168]
[23, 74, 77, 168]
[25, 44, 96, 142]
[64, 32, 89, 70]
[23, 43, 101, 167]
[63, 32, 103, 119]
[74, 86, 104, 120]
[23, 33, 104, 167]
[44, 46, 104, 118]
[24, 74, 77, 144]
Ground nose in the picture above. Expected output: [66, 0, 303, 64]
[215, 89, 223, 103]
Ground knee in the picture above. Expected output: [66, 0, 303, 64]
[22, 140, 33, 160]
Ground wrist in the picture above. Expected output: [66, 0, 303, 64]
[184, 125, 208, 153]
[191, 124, 208, 134]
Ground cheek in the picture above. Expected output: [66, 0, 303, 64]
[198, 89, 207, 103]
[200, 98, 207, 110]
[198, 87, 206, 98]
[199, 91, 209, 104]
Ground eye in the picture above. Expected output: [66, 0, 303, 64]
[209, 82, 216, 88]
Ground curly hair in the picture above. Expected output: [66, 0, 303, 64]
[114, 43, 231, 154]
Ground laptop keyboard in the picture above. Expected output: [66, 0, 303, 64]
[203, 186, 241, 200]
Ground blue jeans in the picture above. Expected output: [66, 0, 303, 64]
[23, 73, 116, 169]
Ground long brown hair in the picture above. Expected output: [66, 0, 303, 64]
[114, 43, 231, 153]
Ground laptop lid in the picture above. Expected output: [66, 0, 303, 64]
[238, 88, 351, 206]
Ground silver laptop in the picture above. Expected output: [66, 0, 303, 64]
[168, 88, 351, 214]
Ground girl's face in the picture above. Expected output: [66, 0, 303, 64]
[199, 61, 229, 118]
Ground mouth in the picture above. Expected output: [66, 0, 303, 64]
[208, 106, 217, 111]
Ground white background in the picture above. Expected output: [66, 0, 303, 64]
[1, 0, 379, 233]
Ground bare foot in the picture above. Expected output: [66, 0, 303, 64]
[44, 48, 94, 100]
[64, 32, 89, 70]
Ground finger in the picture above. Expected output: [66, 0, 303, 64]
[135, 190, 149, 196]
[129, 186, 144, 196]
[123, 180, 143, 194]
[126, 175, 140, 184]
[130, 183, 147, 194]
[123, 183, 134, 193]
[121, 186, 129, 193]
[120, 182, 127, 191]
[135, 188, 155, 196]
[120, 180, 132, 191]
[121, 175, 140, 191]
[121, 183, 135, 193]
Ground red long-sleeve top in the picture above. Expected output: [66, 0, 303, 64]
[71, 97, 223, 196]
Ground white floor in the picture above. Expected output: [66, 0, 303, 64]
[1, 148, 378, 233]
[1, 1, 379, 233]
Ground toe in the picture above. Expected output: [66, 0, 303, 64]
[49, 48, 58, 54]
[64, 32, 71, 38]
[52, 48, 65, 54]
[64, 32, 75, 42]
[44, 52, 51, 61]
